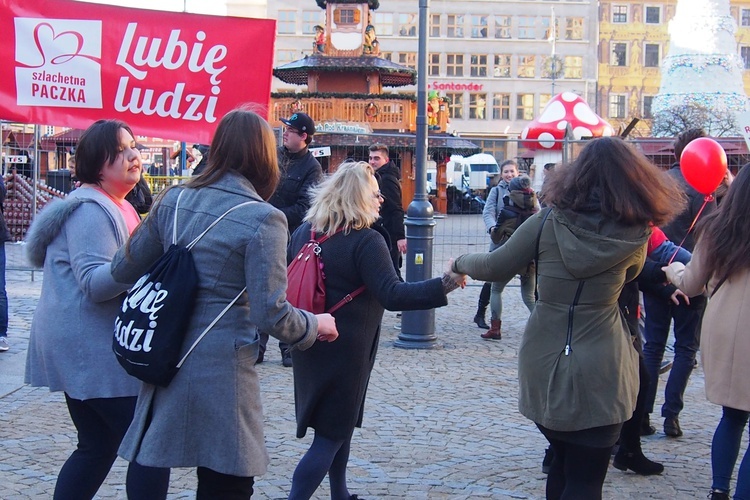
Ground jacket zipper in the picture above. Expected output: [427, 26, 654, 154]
[565, 281, 586, 356]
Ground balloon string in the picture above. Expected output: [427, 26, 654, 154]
[667, 195, 712, 265]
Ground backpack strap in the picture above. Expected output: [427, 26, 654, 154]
[534, 208, 553, 302]
[186, 200, 257, 250]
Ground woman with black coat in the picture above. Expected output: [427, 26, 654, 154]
[286, 161, 464, 500]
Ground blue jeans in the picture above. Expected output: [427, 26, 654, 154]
[642, 292, 703, 418]
[0, 242, 7, 337]
[712, 406, 750, 497]
[490, 272, 535, 320]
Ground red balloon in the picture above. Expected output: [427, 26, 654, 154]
[680, 138, 727, 195]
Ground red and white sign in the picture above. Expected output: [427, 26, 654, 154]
[0, 0, 276, 144]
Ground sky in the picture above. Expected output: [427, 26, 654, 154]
[76, 0, 227, 16]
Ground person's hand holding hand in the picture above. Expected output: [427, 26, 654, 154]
[397, 239, 407, 254]
[446, 258, 467, 289]
[669, 289, 690, 306]
[314, 313, 339, 342]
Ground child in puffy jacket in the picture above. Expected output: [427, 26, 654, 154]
[490, 174, 538, 245]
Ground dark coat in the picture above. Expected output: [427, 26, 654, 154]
[268, 147, 322, 233]
[374, 161, 405, 243]
[124, 173, 153, 215]
[288, 222, 447, 440]
[0, 176, 11, 242]
[662, 162, 716, 252]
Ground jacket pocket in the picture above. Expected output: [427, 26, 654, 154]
[235, 338, 260, 365]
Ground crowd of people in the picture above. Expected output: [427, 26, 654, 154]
[5, 108, 748, 500]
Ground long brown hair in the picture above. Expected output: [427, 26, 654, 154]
[542, 137, 685, 226]
[188, 107, 279, 200]
[695, 164, 750, 283]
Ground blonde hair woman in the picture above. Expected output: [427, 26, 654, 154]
[287, 161, 464, 499]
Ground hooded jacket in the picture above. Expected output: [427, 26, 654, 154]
[268, 146, 322, 233]
[454, 207, 648, 432]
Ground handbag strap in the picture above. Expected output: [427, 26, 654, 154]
[328, 285, 367, 314]
[176, 287, 247, 368]
[533, 208, 553, 302]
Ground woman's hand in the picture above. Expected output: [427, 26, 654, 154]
[314, 313, 339, 342]
[446, 258, 467, 289]
[669, 289, 690, 306]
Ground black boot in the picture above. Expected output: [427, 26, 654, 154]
[474, 283, 491, 329]
[473, 310, 489, 329]
[709, 489, 730, 500]
[612, 449, 664, 475]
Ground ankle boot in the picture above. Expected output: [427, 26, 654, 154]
[481, 320, 502, 340]
[473, 308, 490, 329]
[612, 449, 664, 475]
[709, 489, 730, 500]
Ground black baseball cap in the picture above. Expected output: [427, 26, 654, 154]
[280, 112, 315, 136]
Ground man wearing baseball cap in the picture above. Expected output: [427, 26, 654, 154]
[263, 112, 323, 367]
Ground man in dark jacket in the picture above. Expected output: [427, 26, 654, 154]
[0, 175, 11, 352]
[368, 144, 406, 280]
[641, 128, 716, 438]
[261, 112, 323, 366]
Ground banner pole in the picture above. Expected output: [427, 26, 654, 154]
[33, 124, 39, 219]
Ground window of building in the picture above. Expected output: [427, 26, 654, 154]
[374, 13, 394, 36]
[278, 11, 296, 34]
[613, 5, 628, 23]
[469, 93, 488, 119]
[470, 55, 488, 77]
[399, 52, 417, 69]
[334, 7, 358, 25]
[611, 42, 627, 66]
[276, 50, 297, 66]
[518, 16, 535, 39]
[494, 54, 511, 77]
[447, 14, 465, 37]
[645, 43, 660, 67]
[447, 53, 464, 76]
[430, 14, 441, 37]
[541, 18, 558, 41]
[742, 9, 750, 26]
[398, 13, 418, 36]
[429, 53, 441, 76]
[493, 94, 511, 119]
[45, 125, 55, 136]
[516, 94, 535, 120]
[447, 92, 464, 119]
[741, 46, 750, 69]
[564, 56, 583, 78]
[645, 6, 661, 24]
[642, 95, 654, 118]
[517, 55, 536, 78]
[381, 52, 393, 61]
[302, 11, 323, 34]
[471, 15, 488, 38]
[609, 94, 626, 118]
[565, 17, 584, 40]
[495, 16, 511, 38]
[539, 94, 552, 113]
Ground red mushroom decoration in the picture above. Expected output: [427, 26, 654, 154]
[521, 92, 614, 151]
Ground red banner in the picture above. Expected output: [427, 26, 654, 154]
[0, 0, 276, 144]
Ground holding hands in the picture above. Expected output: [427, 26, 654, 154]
[314, 313, 339, 342]
[445, 258, 467, 291]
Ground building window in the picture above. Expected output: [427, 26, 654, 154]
[495, 16, 511, 39]
[429, 53, 441, 76]
[430, 14, 441, 37]
[565, 17, 583, 40]
[516, 94, 535, 120]
[493, 94, 510, 120]
[645, 6, 661, 24]
[517, 55, 536, 78]
[741, 46, 750, 68]
[447, 14, 464, 37]
[45, 125, 55, 136]
[611, 42, 627, 66]
[447, 53, 464, 76]
[518, 16, 535, 39]
[471, 15, 488, 38]
[609, 94, 626, 118]
[381, 52, 393, 61]
[645, 43, 660, 67]
[539, 94, 552, 113]
[302, 11, 323, 34]
[564, 56, 583, 78]
[397, 13, 417, 36]
[469, 93, 488, 119]
[541, 18, 558, 41]
[334, 7, 357, 25]
[643, 95, 654, 119]
[278, 11, 296, 34]
[276, 50, 296, 66]
[398, 52, 417, 69]
[742, 9, 750, 26]
[494, 54, 511, 77]
[447, 92, 463, 119]
[613, 5, 628, 23]
[470, 55, 488, 77]
[374, 13, 394, 36]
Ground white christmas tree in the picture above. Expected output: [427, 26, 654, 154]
[652, 0, 749, 136]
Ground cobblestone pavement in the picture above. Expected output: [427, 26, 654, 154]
[0, 241, 741, 499]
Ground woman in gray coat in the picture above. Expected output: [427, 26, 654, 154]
[25, 119, 170, 499]
[453, 138, 684, 499]
[110, 109, 338, 499]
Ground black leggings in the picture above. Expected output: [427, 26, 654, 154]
[196, 467, 254, 499]
[55, 394, 170, 500]
[288, 431, 353, 500]
[545, 438, 613, 500]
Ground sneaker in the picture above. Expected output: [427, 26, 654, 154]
[281, 350, 293, 368]
[0, 336, 9, 352]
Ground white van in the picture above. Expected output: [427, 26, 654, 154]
[446, 153, 499, 193]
